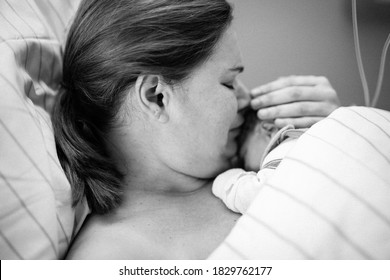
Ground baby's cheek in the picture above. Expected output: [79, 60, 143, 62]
[243, 131, 271, 171]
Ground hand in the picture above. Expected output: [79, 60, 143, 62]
[250, 76, 340, 128]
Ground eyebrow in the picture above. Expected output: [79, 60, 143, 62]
[228, 66, 245, 73]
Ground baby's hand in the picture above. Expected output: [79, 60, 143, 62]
[238, 110, 277, 171]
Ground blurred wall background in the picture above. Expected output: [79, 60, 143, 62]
[229, 0, 390, 110]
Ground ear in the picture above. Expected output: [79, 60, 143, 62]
[134, 75, 169, 123]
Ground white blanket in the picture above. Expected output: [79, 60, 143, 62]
[208, 106, 390, 259]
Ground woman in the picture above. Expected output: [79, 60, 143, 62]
[53, 0, 339, 259]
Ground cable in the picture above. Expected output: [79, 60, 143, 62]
[371, 34, 390, 107]
[352, 0, 371, 106]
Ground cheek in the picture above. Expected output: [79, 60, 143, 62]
[241, 126, 272, 170]
[206, 91, 237, 138]
[166, 87, 238, 178]
[187, 85, 237, 131]
[186, 92, 238, 175]
[213, 90, 237, 121]
[224, 93, 239, 120]
[202, 92, 238, 166]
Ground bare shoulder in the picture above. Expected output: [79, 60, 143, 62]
[66, 215, 152, 260]
[66, 184, 240, 259]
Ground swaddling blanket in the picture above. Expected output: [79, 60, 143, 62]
[208, 106, 390, 259]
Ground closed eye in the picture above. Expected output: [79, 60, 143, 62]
[223, 83, 234, 90]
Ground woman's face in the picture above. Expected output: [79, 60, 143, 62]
[161, 29, 246, 178]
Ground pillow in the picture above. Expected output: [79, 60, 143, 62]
[209, 106, 390, 259]
[0, 0, 89, 259]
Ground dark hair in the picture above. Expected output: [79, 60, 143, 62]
[52, 0, 233, 214]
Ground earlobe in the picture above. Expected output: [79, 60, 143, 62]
[153, 108, 169, 123]
[135, 75, 170, 123]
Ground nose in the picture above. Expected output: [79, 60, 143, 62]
[234, 79, 251, 112]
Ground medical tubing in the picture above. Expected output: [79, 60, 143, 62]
[371, 34, 390, 107]
[352, 0, 371, 106]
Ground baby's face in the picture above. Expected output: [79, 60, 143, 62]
[238, 110, 277, 171]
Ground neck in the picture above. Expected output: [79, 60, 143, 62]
[116, 153, 212, 210]
[108, 125, 213, 212]
[124, 163, 210, 194]
[115, 169, 210, 217]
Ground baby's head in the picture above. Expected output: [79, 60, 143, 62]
[238, 110, 278, 171]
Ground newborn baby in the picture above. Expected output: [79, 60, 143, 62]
[212, 109, 306, 213]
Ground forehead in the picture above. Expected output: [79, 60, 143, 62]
[177, 28, 243, 92]
[207, 28, 243, 72]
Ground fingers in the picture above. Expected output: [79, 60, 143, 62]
[251, 75, 331, 97]
[251, 85, 334, 110]
[274, 117, 325, 129]
[249, 75, 340, 129]
[257, 101, 335, 120]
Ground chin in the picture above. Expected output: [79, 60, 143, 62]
[203, 158, 233, 179]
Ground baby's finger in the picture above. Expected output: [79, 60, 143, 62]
[274, 117, 325, 129]
[257, 101, 333, 120]
[251, 86, 334, 110]
[251, 75, 330, 97]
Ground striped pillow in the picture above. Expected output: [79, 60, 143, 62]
[0, 0, 88, 259]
